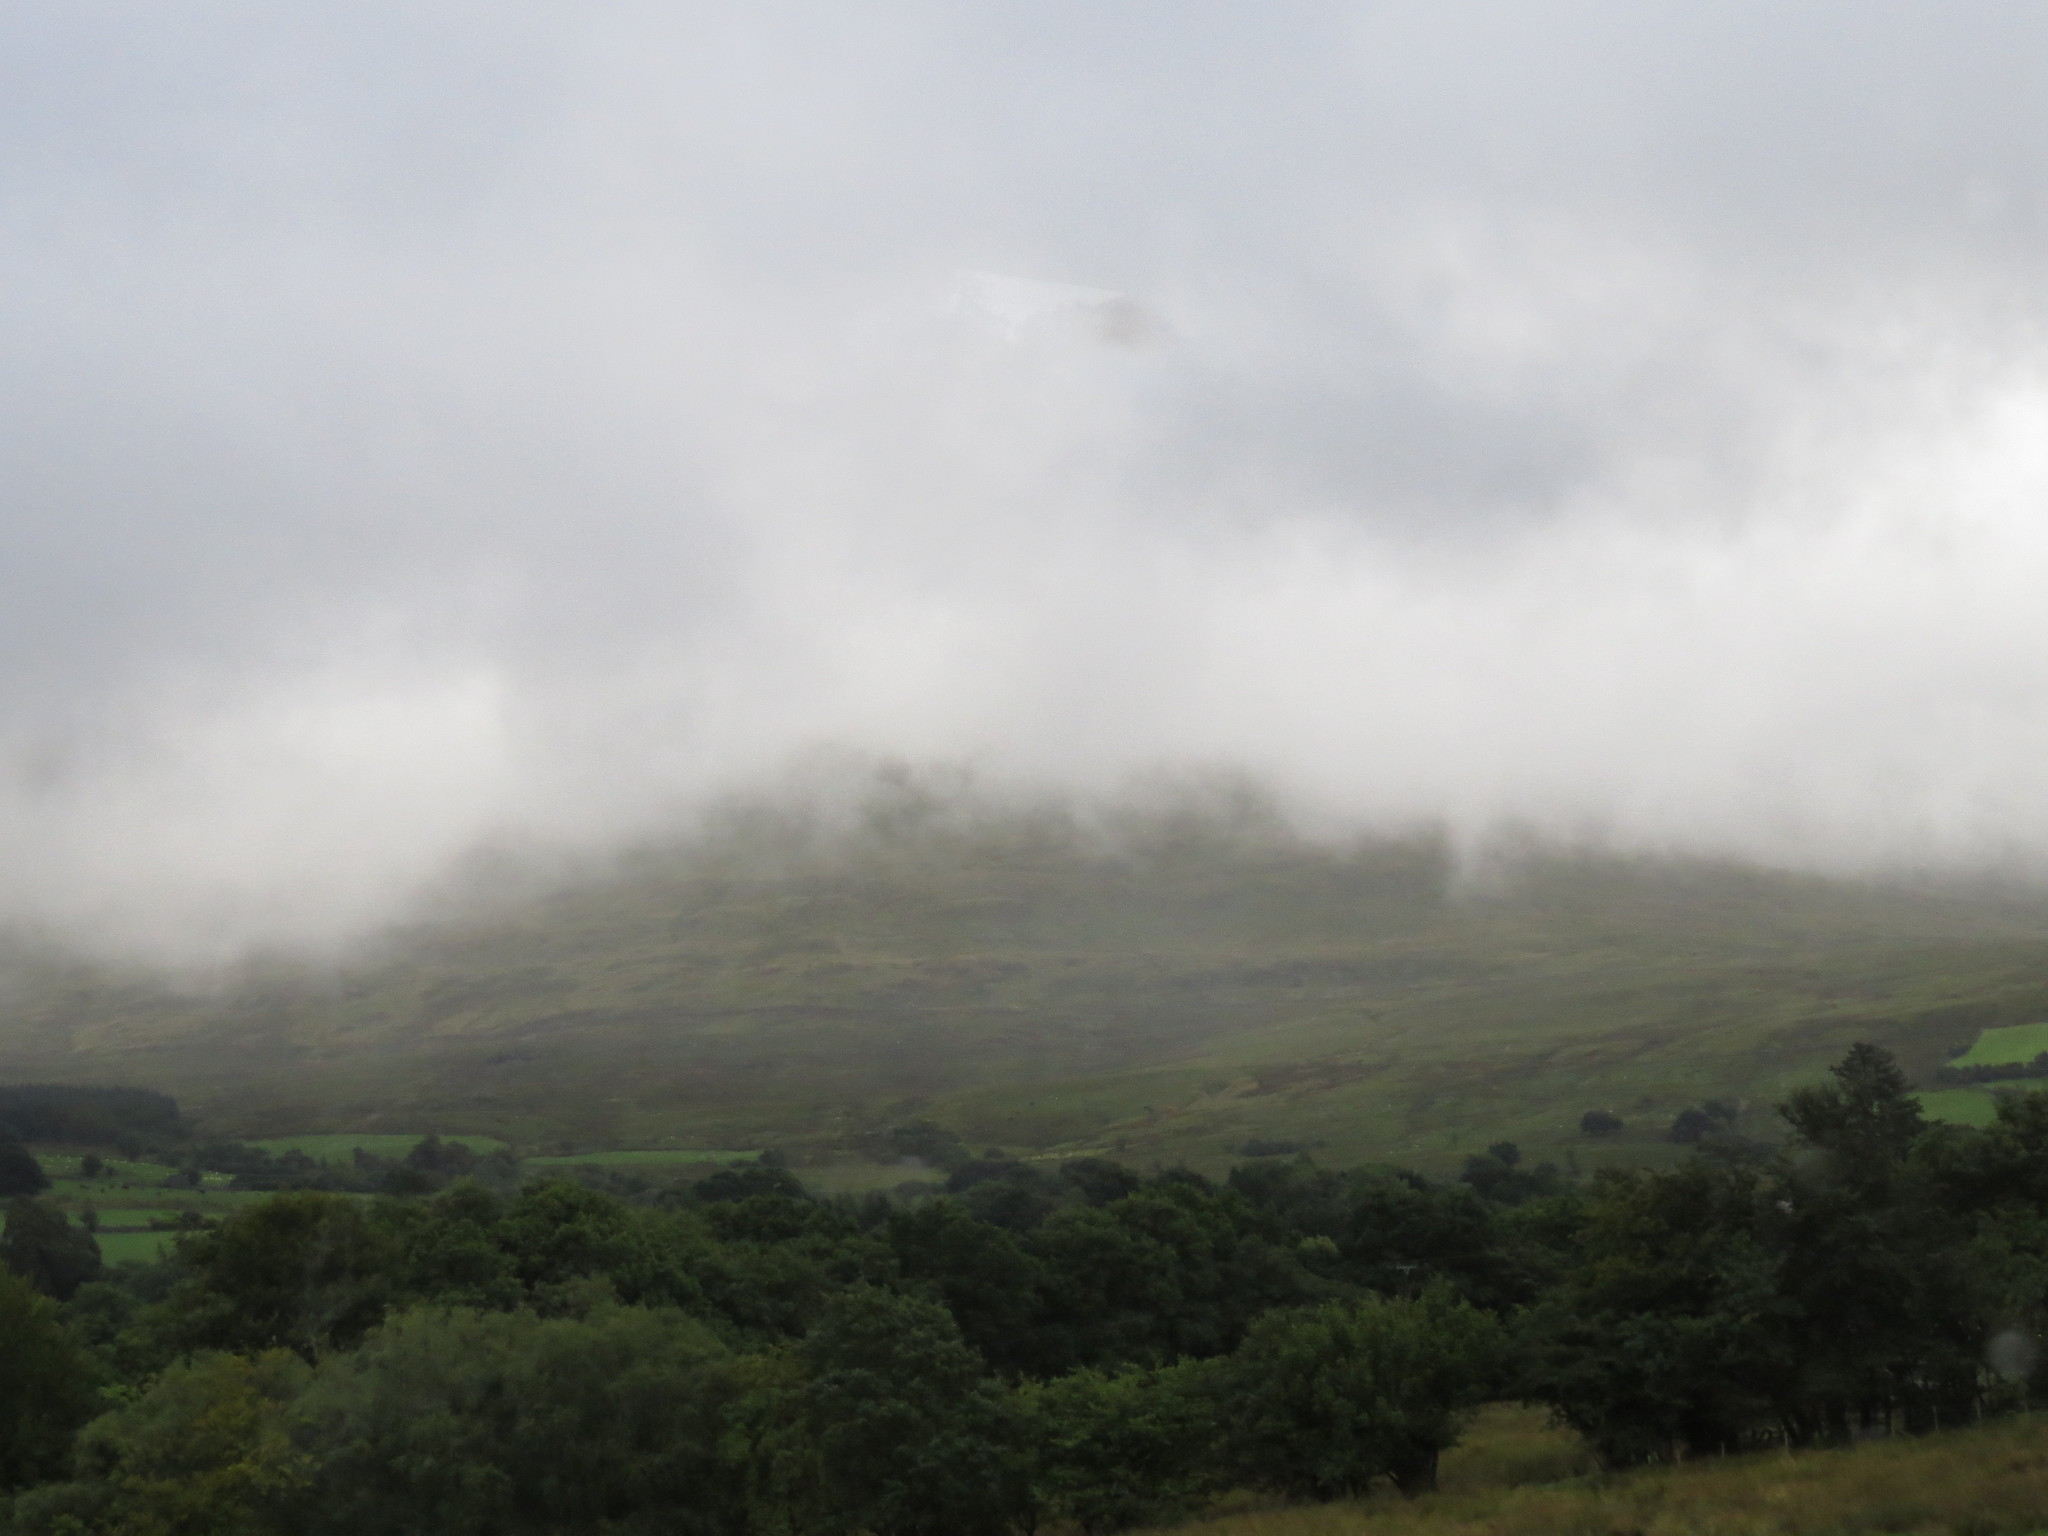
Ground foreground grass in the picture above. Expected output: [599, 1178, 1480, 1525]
[1141, 1413, 2048, 1536]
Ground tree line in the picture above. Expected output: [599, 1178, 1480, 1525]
[3, 1044, 2047, 1535]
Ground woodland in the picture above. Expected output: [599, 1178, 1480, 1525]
[5, 1045, 2048, 1535]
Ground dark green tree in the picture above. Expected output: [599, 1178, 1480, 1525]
[886, 1198, 1043, 1375]
[1218, 1287, 1503, 1498]
[1018, 1362, 1219, 1533]
[1780, 1042, 1924, 1177]
[293, 1305, 738, 1536]
[1518, 1161, 1791, 1464]
[1, 1196, 101, 1300]
[731, 1285, 1021, 1536]
[0, 1268, 98, 1490]
[0, 1132, 50, 1197]
[152, 1191, 401, 1357]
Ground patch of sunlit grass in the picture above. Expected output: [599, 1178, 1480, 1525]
[1134, 1413, 2048, 1536]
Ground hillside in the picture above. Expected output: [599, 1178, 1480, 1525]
[4, 799, 2048, 1171]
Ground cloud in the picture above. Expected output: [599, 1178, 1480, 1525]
[5, 1, 2048, 956]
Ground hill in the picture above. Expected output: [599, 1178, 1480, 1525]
[3, 793, 2047, 1171]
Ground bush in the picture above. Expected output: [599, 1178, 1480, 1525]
[1579, 1110, 1624, 1137]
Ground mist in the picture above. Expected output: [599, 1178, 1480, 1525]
[8, 1, 2048, 959]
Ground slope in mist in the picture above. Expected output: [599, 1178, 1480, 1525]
[6, 779, 2046, 1173]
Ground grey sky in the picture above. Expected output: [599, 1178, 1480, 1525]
[6, 2, 2048, 955]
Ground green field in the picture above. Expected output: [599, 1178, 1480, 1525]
[8, 797, 2048, 1174]
[523, 1148, 751, 1167]
[1951, 1020, 2048, 1067]
[1915, 1087, 2005, 1127]
[94, 1230, 180, 1264]
[249, 1133, 506, 1161]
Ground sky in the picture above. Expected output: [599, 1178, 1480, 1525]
[7, 1, 2048, 957]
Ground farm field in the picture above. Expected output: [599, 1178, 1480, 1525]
[1951, 1020, 2048, 1067]
[1913, 1087, 2004, 1126]
[523, 1148, 751, 1167]
[93, 1230, 180, 1264]
[8, 812, 2048, 1172]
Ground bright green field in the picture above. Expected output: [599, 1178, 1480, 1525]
[524, 1149, 751, 1167]
[250, 1133, 506, 1161]
[1951, 1021, 2048, 1067]
[94, 1230, 178, 1264]
[1915, 1088, 2004, 1127]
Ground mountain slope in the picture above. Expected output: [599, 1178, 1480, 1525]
[4, 817, 2046, 1172]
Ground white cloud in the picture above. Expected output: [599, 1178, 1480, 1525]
[6, 2, 2048, 954]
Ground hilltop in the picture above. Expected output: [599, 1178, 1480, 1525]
[3, 790, 2047, 1172]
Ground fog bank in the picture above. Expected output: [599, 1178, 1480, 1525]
[7, 2, 2048, 958]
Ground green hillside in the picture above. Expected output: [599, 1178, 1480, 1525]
[4, 803, 2048, 1172]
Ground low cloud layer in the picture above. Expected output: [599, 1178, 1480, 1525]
[7, 2, 2048, 957]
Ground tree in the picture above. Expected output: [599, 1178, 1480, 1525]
[1518, 1161, 1792, 1464]
[293, 1305, 739, 1536]
[1780, 1043, 1924, 1175]
[1217, 1287, 1503, 1498]
[886, 1198, 1043, 1374]
[731, 1285, 1022, 1536]
[154, 1191, 401, 1357]
[2, 1196, 102, 1300]
[1668, 1108, 1720, 1144]
[0, 1268, 98, 1490]
[1580, 1110, 1624, 1137]
[16, 1350, 312, 1536]
[0, 1133, 50, 1197]
[1018, 1363, 1219, 1533]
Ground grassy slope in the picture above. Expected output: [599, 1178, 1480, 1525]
[1143, 1411, 2048, 1536]
[4, 818, 2048, 1174]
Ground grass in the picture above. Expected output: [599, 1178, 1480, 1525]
[1953, 1021, 2048, 1067]
[1914, 1087, 2005, 1126]
[1434, 1405, 1598, 1492]
[9, 810, 2048, 1172]
[1133, 1412, 2048, 1536]
[523, 1149, 752, 1167]
[94, 1230, 179, 1264]
[248, 1133, 506, 1161]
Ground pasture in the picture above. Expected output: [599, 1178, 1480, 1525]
[1951, 1020, 2048, 1067]
[1914, 1087, 2004, 1126]
[523, 1148, 752, 1167]
[94, 1230, 179, 1264]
